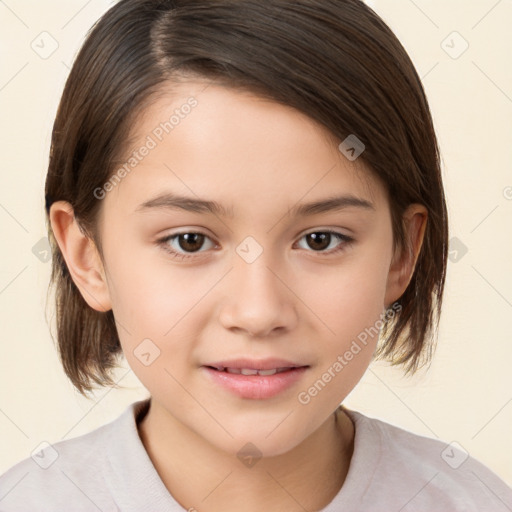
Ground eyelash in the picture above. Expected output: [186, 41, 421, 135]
[156, 230, 354, 261]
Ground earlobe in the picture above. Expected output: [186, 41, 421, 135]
[384, 204, 428, 308]
[49, 201, 112, 312]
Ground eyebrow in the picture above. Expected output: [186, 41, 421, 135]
[134, 192, 375, 217]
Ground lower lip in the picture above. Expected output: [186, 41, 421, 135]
[202, 366, 309, 400]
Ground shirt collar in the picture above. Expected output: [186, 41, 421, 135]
[104, 398, 184, 512]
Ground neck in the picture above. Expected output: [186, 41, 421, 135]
[138, 400, 354, 512]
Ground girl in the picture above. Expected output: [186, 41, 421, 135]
[1, 0, 511, 510]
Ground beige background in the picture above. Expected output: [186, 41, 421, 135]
[1, 0, 511, 486]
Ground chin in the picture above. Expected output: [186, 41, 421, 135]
[206, 422, 307, 460]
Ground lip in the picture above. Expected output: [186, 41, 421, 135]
[202, 358, 309, 400]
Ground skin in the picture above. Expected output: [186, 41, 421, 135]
[50, 81, 427, 512]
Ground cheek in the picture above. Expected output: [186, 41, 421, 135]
[303, 252, 391, 343]
[111, 268, 206, 395]
[293, 260, 390, 411]
[104, 247, 223, 386]
[104, 235, 214, 334]
[298, 246, 390, 383]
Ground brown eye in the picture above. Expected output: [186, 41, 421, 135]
[178, 233, 205, 252]
[158, 232, 216, 258]
[296, 231, 353, 254]
[305, 232, 331, 251]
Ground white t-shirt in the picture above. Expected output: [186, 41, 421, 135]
[1, 399, 511, 511]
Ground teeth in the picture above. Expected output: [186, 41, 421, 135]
[257, 369, 278, 376]
[240, 368, 259, 376]
[210, 365, 301, 375]
[221, 367, 287, 376]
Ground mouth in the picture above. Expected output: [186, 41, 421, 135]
[206, 365, 300, 376]
[201, 359, 310, 400]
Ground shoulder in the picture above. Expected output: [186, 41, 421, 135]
[0, 401, 147, 512]
[340, 408, 512, 511]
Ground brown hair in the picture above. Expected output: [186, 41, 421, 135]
[45, 0, 448, 395]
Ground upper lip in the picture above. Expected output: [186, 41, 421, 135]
[203, 358, 308, 371]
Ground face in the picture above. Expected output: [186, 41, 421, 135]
[94, 81, 402, 456]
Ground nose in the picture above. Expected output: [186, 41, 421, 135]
[218, 253, 298, 338]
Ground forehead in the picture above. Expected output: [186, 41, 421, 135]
[105, 80, 385, 217]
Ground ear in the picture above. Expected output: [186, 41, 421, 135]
[384, 204, 427, 308]
[49, 201, 112, 312]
